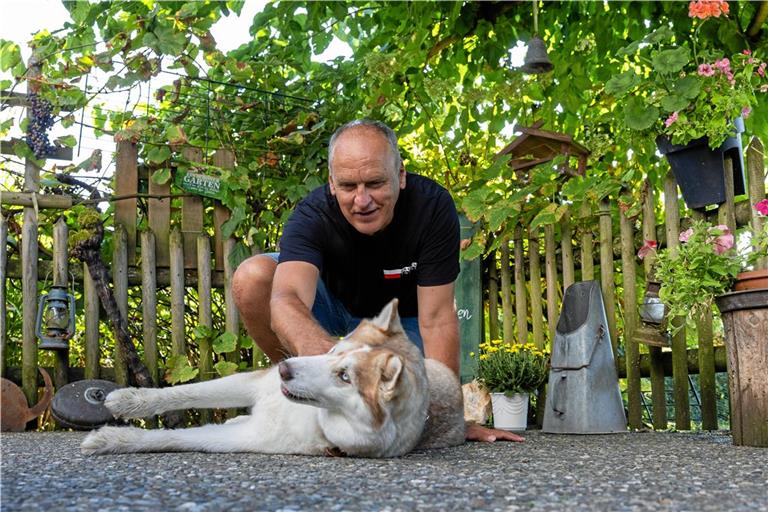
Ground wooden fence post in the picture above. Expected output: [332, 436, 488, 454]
[212, 150, 234, 271]
[197, 234, 213, 424]
[147, 159, 171, 268]
[664, 172, 691, 430]
[544, 224, 558, 342]
[487, 249, 500, 341]
[641, 179, 667, 429]
[181, 147, 204, 269]
[579, 202, 595, 281]
[22, 57, 41, 410]
[528, 229, 545, 348]
[112, 225, 129, 386]
[169, 228, 186, 359]
[691, 210, 718, 430]
[513, 226, 528, 344]
[560, 210, 575, 290]
[140, 231, 159, 385]
[598, 199, 618, 358]
[223, 237, 240, 365]
[83, 262, 100, 379]
[500, 239, 514, 344]
[620, 208, 642, 429]
[718, 159, 737, 234]
[747, 137, 767, 270]
[52, 217, 69, 389]
[115, 141, 138, 265]
[223, 237, 241, 416]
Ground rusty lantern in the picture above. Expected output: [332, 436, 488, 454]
[35, 284, 76, 350]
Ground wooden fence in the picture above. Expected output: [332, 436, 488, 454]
[484, 137, 766, 430]
[0, 142, 243, 411]
[1, 136, 766, 431]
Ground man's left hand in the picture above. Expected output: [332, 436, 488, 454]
[466, 422, 524, 443]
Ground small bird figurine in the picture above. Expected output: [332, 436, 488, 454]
[56, 149, 102, 174]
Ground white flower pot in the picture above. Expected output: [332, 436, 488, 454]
[490, 392, 529, 431]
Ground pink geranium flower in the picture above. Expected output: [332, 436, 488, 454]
[758, 63, 767, 78]
[698, 63, 715, 77]
[637, 240, 657, 260]
[714, 58, 731, 72]
[665, 112, 679, 128]
[742, 107, 752, 118]
[742, 49, 752, 56]
[709, 225, 734, 255]
[755, 199, 768, 216]
[679, 228, 694, 243]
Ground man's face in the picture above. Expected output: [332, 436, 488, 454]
[328, 127, 406, 236]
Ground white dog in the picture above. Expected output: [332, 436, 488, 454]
[81, 299, 465, 457]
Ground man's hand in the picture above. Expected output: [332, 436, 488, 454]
[466, 422, 525, 443]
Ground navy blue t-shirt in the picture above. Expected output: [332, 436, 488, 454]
[278, 173, 460, 318]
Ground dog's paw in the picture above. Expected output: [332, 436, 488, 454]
[81, 426, 143, 455]
[105, 388, 159, 419]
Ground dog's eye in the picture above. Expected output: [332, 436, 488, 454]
[337, 369, 351, 383]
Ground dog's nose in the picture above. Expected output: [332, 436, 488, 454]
[278, 361, 293, 381]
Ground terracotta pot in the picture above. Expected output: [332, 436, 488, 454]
[733, 269, 768, 291]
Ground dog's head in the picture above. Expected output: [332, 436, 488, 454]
[278, 299, 429, 457]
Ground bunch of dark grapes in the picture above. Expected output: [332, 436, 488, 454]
[26, 93, 56, 158]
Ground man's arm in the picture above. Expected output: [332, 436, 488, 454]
[270, 261, 336, 356]
[417, 282, 460, 374]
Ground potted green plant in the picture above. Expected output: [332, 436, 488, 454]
[638, 199, 768, 446]
[607, 22, 767, 210]
[473, 340, 550, 431]
[638, 200, 768, 330]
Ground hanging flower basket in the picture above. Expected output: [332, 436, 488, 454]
[655, 118, 746, 211]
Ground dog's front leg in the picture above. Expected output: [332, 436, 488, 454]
[106, 369, 272, 419]
[81, 421, 265, 455]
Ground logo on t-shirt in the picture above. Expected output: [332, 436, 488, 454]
[383, 262, 418, 280]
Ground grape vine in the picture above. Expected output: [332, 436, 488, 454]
[26, 93, 56, 158]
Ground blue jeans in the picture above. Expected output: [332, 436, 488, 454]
[264, 253, 424, 353]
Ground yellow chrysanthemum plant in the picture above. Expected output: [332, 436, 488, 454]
[472, 340, 551, 397]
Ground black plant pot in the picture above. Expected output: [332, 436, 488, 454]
[656, 118, 746, 211]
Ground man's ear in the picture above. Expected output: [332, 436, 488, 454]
[398, 164, 406, 190]
[328, 172, 337, 195]
[371, 298, 403, 334]
[379, 354, 404, 400]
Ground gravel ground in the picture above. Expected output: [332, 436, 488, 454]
[1, 430, 767, 511]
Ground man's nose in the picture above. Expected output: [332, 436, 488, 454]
[354, 185, 371, 207]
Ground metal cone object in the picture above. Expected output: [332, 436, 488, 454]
[542, 281, 627, 434]
[522, 36, 554, 74]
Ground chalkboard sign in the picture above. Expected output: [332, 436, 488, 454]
[456, 214, 482, 384]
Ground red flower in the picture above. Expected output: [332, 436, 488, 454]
[755, 199, 768, 216]
[689, 0, 729, 19]
[637, 240, 657, 260]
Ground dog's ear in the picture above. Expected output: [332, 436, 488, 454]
[371, 298, 403, 334]
[379, 353, 404, 400]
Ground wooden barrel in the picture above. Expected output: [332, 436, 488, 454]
[715, 288, 768, 447]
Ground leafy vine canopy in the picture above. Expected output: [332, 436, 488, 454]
[1, 1, 766, 256]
